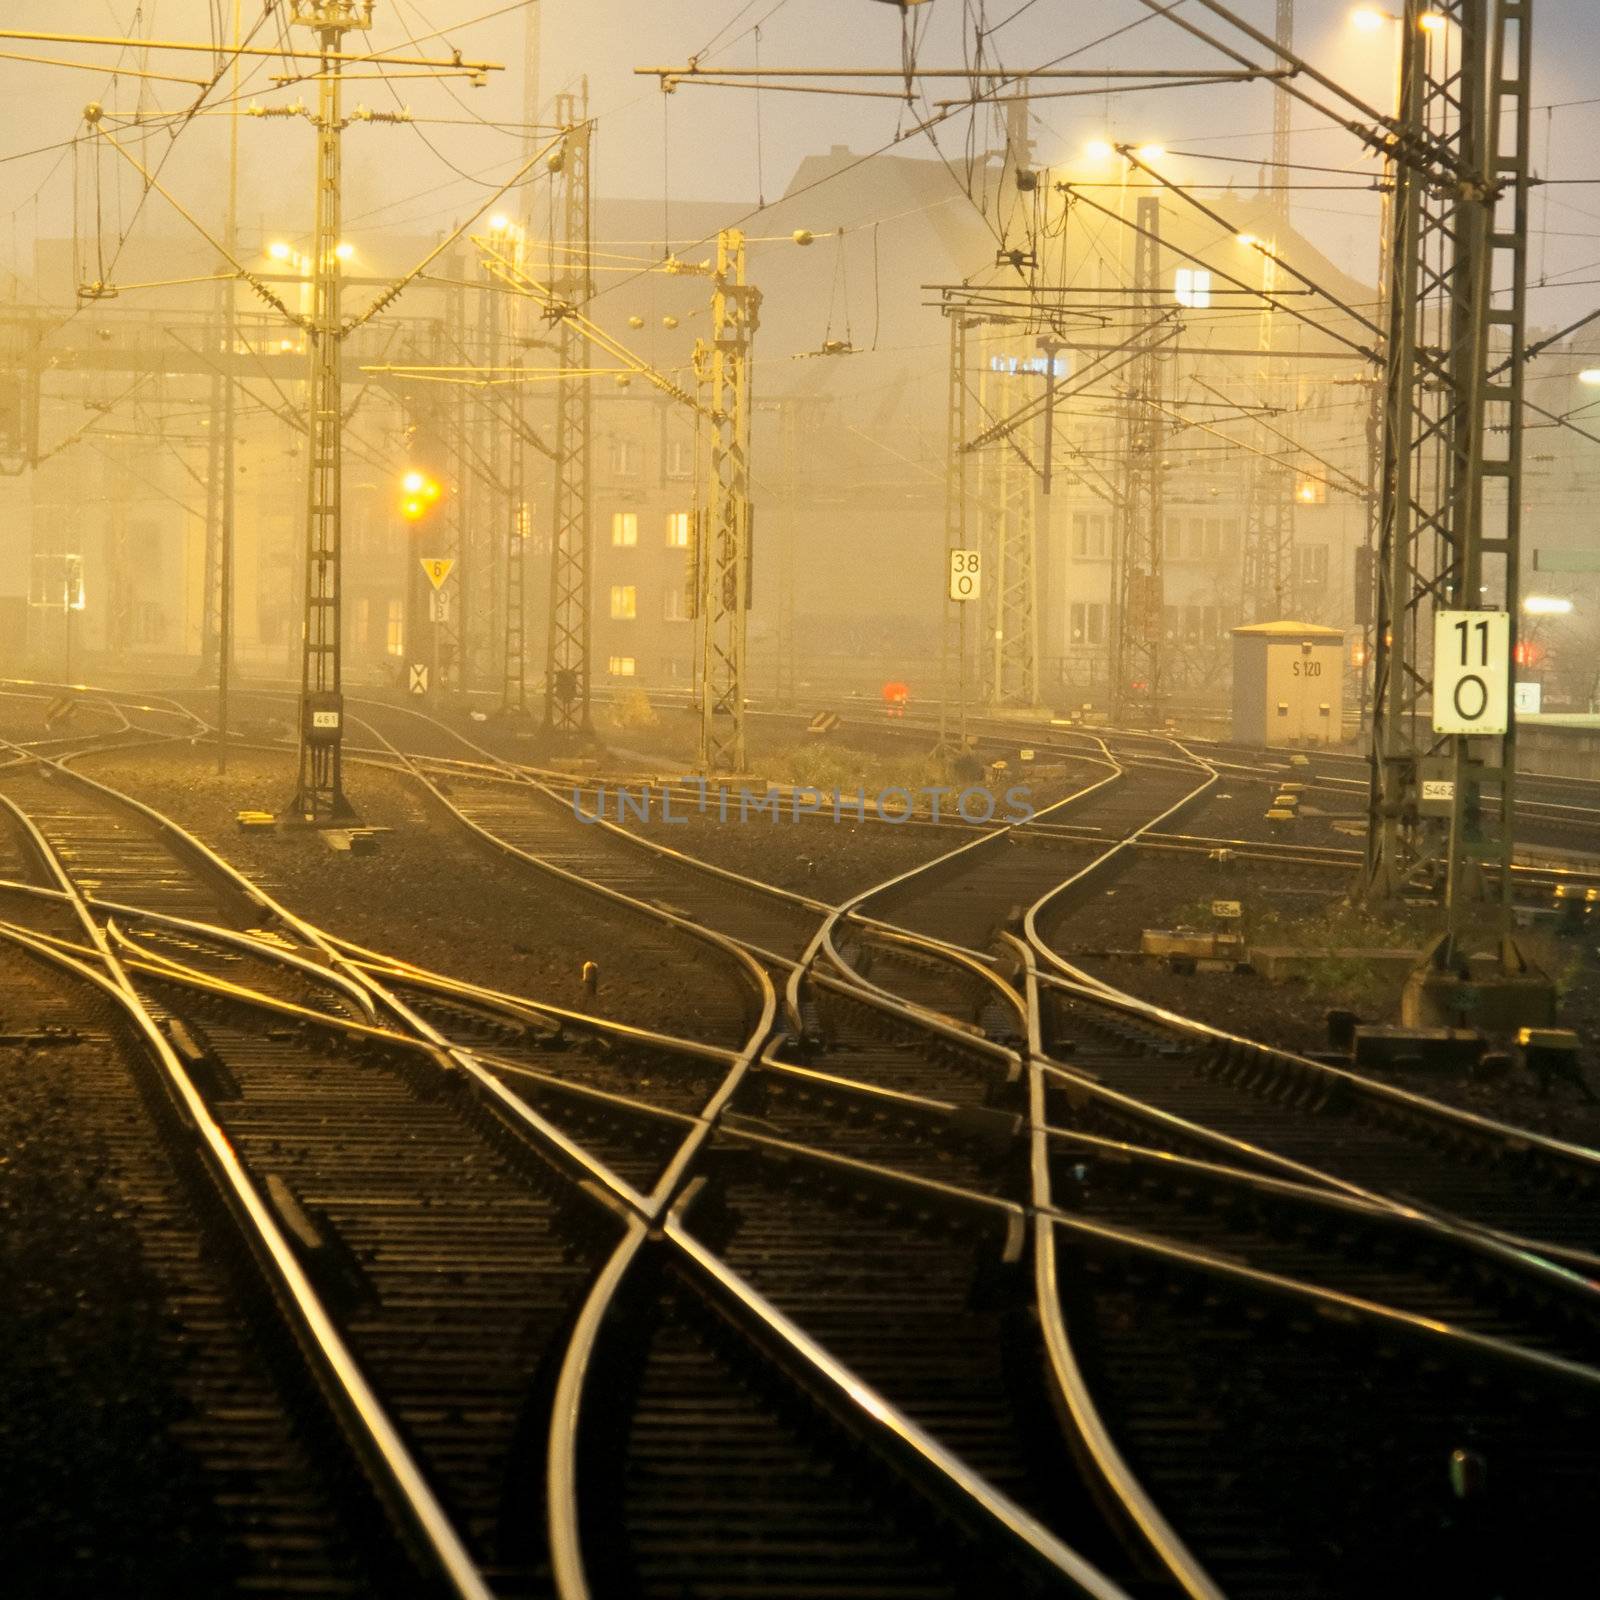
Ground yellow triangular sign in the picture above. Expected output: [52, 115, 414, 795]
[420, 557, 454, 590]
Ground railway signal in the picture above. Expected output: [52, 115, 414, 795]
[400, 469, 442, 523]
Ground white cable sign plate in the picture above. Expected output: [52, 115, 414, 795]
[1433, 609, 1510, 735]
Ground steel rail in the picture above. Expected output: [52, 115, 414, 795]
[0, 798, 496, 1600]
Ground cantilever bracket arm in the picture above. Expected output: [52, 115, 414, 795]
[344, 129, 568, 335]
[93, 126, 300, 324]
[476, 238, 715, 422]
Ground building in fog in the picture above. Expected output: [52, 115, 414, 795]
[5, 139, 1597, 709]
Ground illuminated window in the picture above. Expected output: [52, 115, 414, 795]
[611, 511, 638, 547]
[665, 511, 691, 548]
[1174, 268, 1212, 309]
[386, 598, 404, 655]
[607, 655, 637, 677]
[610, 585, 637, 620]
[354, 596, 370, 647]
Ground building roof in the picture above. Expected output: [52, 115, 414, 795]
[1230, 620, 1346, 639]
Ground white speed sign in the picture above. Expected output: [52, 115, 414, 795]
[1433, 609, 1510, 735]
[949, 548, 981, 602]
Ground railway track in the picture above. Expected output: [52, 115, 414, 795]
[272, 701, 1600, 1276]
[4, 691, 1600, 1597]
[0, 722, 1133, 1596]
[0, 935, 408, 1595]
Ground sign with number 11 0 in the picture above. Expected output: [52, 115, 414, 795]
[1433, 609, 1510, 735]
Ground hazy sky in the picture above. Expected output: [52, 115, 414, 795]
[3, 2, 1599, 323]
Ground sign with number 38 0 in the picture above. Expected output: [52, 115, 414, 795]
[949, 548, 982, 602]
[1433, 609, 1510, 735]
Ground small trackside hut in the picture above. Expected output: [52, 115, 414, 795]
[1230, 620, 1345, 748]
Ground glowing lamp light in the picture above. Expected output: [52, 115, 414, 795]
[1419, 10, 1447, 30]
[1578, 369, 1600, 386]
[267, 241, 291, 260]
[1135, 143, 1166, 162]
[1351, 7, 1388, 31]
[334, 242, 354, 261]
[1524, 595, 1574, 616]
[402, 499, 424, 521]
[489, 213, 510, 233]
[1298, 484, 1317, 503]
[1236, 232, 1260, 248]
[1085, 138, 1114, 160]
[401, 470, 426, 494]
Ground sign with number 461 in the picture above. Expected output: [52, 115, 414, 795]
[1433, 609, 1510, 736]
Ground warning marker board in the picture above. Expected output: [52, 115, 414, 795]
[1432, 609, 1510, 736]
[419, 557, 455, 590]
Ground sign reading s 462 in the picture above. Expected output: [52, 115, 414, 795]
[1433, 609, 1510, 735]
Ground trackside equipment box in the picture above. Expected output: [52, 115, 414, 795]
[1230, 620, 1345, 747]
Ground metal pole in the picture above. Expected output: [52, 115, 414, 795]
[289, 1, 366, 823]
[543, 90, 593, 735]
[1364, 0, 1533, 971]
[1111, 196, 1166, 726]
[217, 0, 240, 774]
[693, 229, 759, 773]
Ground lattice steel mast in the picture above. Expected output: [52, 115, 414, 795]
[1240, 1, 1297, 622]
[693, 230, 760, 773]
[1111, 197, 1167, 724]
[940, 313, 973, 754]
[984, 93, 1041, 708]
[1271, 0, 1293, 214]
[1365, 0, 1532, 964]
[502, 5, 540, 716]
[543, 92, 594, 735]
[1240, 238, 1296, 621]
[288, 0, 371, 823]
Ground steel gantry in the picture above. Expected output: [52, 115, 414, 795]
[693, 230, 761, 773]
[544, 94, 594, 735]
[288, 0, 370, 823]
[1111, 197, 1168, 725]
[1365, 1, 1533, 972]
